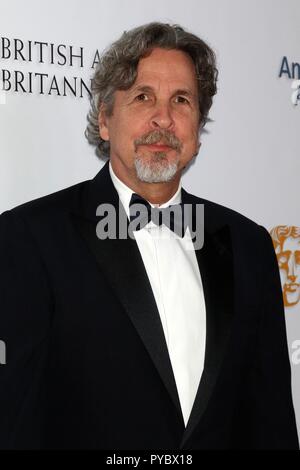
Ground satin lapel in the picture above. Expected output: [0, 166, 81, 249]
[180, 190, 235, 448]
[71, 162, 184, 421]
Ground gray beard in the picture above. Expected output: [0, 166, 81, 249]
[134, 152, 179, 183]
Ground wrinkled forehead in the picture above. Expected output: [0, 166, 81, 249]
[134, 48, 198, 93]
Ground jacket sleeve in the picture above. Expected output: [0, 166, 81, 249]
[0, 210, 53, 449]
[249, 225, 299, 449]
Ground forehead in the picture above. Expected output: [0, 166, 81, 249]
[281, 237, 300, 252]
[134, 47, 198, 91]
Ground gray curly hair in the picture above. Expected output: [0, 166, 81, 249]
[85, 22, 218, 159]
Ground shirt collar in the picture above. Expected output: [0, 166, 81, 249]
[109, 161, 182, 219]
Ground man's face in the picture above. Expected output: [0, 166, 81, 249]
[99, 47, 200, 185]
[276, 237, 300, 307]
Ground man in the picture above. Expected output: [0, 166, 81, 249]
[0, 22, 298, 450]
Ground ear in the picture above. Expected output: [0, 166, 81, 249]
[194, 135, 201, 157]
[98, 104, 110, 141]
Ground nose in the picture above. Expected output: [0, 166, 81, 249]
[150, 100, 174, 130]
[287, 255, 297, 281]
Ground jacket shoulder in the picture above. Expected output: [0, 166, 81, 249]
[1, 179, 90, 222]
[187, 192, 263, 231]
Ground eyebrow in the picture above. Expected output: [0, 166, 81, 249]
[130, 84, 197, 99]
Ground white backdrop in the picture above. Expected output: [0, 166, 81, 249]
[1, 0, 300, 436]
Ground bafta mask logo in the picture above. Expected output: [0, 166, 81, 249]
[270, 226, 300, 307]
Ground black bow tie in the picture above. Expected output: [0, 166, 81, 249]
[129, 193, 187, 237]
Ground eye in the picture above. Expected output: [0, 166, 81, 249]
[135, 93, 149, 102]
[175, 95, 190, 104]
[277, 254, 289, 266]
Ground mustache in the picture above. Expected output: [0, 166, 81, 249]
[134, 130, 182, 152]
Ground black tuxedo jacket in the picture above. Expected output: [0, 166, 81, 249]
[0, 161, 298, 449]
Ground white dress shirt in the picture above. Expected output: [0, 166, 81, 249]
[109, 162, 206, 426]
